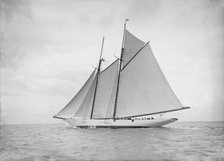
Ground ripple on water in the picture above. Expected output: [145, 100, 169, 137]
[0, 122, 224, 161]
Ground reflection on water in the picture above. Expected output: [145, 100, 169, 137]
[0, 122, 224, 160]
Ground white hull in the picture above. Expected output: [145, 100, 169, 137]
[64, 118, 178, 128]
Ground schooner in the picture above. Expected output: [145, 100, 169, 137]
[53, 20, 190, 128]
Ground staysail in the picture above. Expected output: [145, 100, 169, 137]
[74, 76, 97, 118]
[54, 70, 96, 118]
[116, 42, 183, 118]
[122, 30, 145, 67]
[92, 59, 119, 118]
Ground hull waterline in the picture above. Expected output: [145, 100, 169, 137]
[64, 118, 178, 128]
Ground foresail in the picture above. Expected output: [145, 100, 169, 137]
[74, 77, 97, 118]
[55, 70, 96, 118]
[92, 59, 119, 118]
[116, 43, 183, 118]
[122, 30, 145, 67]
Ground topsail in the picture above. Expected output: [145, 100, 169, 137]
[122, 30, 145, 67]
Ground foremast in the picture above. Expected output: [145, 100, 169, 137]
[113, 19, 128, 121]
[90, 37, 105, 119]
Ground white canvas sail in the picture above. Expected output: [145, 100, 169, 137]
[55, 70, 96, 118]
[122, 30, 145, 67]
[116, 43, 183, 118]
[92, 59, 119, 118]
[74, 77, 97, 118]
[54, 24, 190, 129]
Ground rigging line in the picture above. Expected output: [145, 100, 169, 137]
[53, 116, 66, 120]
[100, 58, 119, 74]
[98, 49, 121, 69]
[90, 37, 105, 119]
[121, 41, 149, 71]
[117, 107, 191, 119]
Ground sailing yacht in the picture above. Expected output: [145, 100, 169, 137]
[53, 20, 190, 128]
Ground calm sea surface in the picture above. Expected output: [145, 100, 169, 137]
[0, 122, 224, 161]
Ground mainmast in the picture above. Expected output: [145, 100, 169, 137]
[90, 37, 105, 119]
[113, 19, 128, 121]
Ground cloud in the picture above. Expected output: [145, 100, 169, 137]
[0, 0, 32, 23]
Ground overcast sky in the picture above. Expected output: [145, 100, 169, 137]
[0, 0, 224, 124]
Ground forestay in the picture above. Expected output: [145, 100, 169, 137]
[55, 70, 96, 118]
[116, 43, 183, 118]
[122, 30, 145, 67]
[92, 59, 119, 118]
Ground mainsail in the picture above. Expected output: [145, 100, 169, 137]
[54, 70, 96, 118]
[116, 42, 183, 118]
[122, 30, 145, 67]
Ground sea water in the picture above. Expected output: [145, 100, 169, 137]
[0, 122, 224, 161]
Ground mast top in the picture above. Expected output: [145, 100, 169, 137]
[122, 19, 129, 49]
[125, 19, 129, 25]
[99, 37, 105, 62]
